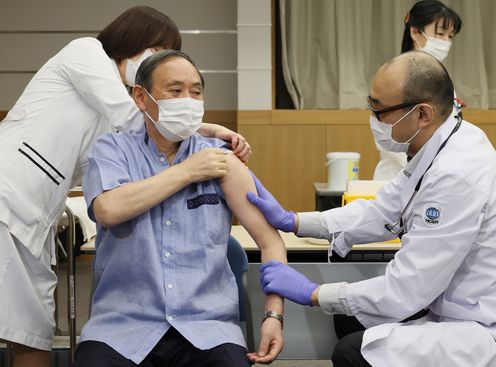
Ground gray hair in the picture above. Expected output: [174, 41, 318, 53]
[402, 51, 454, 118]
[135, 49, 204, 92]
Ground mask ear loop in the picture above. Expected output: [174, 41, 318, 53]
[143, 88, 159, 105]
[391, 104, 418, 129]
[141, 88, 160, 124]
[420, 30, 430, 41]
[410, 27, 424, 49]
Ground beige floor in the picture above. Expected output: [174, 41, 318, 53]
[255, 361, 331, 367]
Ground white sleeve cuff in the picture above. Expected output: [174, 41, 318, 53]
[296, 211, 329, 238]
[318, 282, 353, 316]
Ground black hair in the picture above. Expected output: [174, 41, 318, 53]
[402, 0, 462, 53]
[97, 6, 181, 64]
[135, 50, 204, 92]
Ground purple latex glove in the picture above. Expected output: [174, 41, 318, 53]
[260, 260, 319, 306]
[246, 173, 296, 232]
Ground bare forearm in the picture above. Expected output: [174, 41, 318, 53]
[220, 157, 287, 262]
[265, 293, 284, 313]
[197, 123, 218, 137]
[93, 164, 190, 227]
[220, 155, 288, 310]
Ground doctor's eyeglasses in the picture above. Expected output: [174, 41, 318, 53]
[367, 97, 422, 121]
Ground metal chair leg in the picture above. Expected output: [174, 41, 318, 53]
[64, 206, 77, 364]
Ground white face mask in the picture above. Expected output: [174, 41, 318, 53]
[419, 31, 452, 62]
[144, 90, 204, 142]
[125, 49, 154, 86]
[370, 105, 420, 153]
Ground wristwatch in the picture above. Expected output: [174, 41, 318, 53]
[262, 311, 284, 328]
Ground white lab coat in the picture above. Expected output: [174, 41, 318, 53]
[325, 113, 496, 366]
[0, 37, 142, 258]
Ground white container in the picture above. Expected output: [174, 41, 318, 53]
[326, 152, 360, 191]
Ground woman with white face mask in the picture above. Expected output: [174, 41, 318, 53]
[373, 0, 462, 180]
[0, 6, 251, 367]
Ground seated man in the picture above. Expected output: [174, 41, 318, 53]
[74, 50, 287, 367]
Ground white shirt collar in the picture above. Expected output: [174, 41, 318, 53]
[403, 144, 427, 178]
[403, 111, 459, 178]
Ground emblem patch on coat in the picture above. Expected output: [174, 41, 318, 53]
[424, 206, 441, 225]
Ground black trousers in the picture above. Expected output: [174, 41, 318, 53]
[332, 310, 429, 367]
[331, 315, 371, 367]
[72, 327, 251, 367]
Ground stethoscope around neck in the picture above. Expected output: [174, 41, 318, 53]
[385, 114, 462, 236]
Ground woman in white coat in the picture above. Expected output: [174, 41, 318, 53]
[0, 6, 250, 367]
[374, 0, 462, 180]
[248, 52, 496, 366]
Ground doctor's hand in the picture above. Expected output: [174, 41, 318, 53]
[260, 261, 319, 306]
[179, 148, 228, 183]
[247, 317, 284, 364]
[246, 174, 296, 232]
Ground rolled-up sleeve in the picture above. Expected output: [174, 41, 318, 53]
[82, 134, 132, 221]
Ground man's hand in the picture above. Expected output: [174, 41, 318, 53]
[179, 148, 228, 183]
[260, 261, 319, 306]
[198, 123, 252, 163]
[246, 174, 296, 232]
[246, 317, 284, 364]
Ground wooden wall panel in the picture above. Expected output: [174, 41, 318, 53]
[237, 109, 496, 212]
[238, 124, 327, 212]
[203, 110, 237, 125]
[463, 110, 496, 147]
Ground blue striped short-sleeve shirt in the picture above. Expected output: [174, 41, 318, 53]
[81, 125, 245, 364]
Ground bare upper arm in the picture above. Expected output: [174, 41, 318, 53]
[220, 154, 285, 255]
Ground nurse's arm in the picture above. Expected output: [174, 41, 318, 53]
[91, 148, 227, 227]
[219, 154, 287, 364]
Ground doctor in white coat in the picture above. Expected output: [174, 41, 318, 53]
[248, 51, 496, 367]
[0, 6, 250, 367]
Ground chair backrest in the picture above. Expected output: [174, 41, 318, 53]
[226, 235, 249, 322]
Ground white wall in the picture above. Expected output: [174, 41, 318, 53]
[0, 0, 237, 110]
[237, 0, 272, 110]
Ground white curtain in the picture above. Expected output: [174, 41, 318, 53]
[280, 0, 496, 109]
